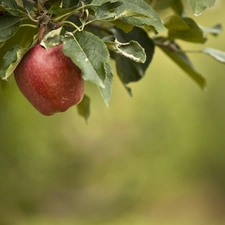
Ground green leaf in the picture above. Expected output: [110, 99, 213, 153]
[63, 31, 114, 106]
[164, 14, 189, 30]
[0, 26, 38, 69]
[147, 0, 184, 15]
[94, 1, 123, 21]
[98, 62, 113, 106]
[48, 0, 77, 17]
[146, 0, 174, 9]
[111, 20, 134, 33]
[202, 48, 225, 64]
[155, 37, 206, 89]
[112, 27, 155, 95]
[0, 15, 21, 43]
[170, 0, 184, 15]
[103, 35, 146, 63]
[62, 0, 79, 8]
[0, 42, 5, 48]
[92, 0, 165, 33]
[77, 94, 91, 122]
[40, 28, 63, 49]
[164, 15, 207, 43]
[45, 0, 61, 11]
[0, 0, 20, 15]
[0, 45, 27, 80]
[22, 0, 35, 12]
[188, 0, 215, 16]
[63, 31, 111, 88]
[200, 23, 222, 37]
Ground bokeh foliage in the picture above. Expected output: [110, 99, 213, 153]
[1, 0, 225, 225]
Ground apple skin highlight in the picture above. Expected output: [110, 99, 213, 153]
[14, 44, 84, 116]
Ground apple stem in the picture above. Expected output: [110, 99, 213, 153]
[37, 23, 47, 43]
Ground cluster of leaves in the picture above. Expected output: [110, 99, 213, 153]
[0, 0, 225, 120]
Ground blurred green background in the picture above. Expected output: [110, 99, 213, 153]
[1, 2, 225, 225]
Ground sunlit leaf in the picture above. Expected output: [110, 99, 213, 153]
[40, 28, 63, 49]
[111, 20, 134, 33]
[170, 0, 184, 15]
[200, 23, 222, 37]
[92, 0, 165, 33]
[155, 37, 206, 89]
[188, 0, 215, 16]
[164, 15, 207, 43]
[147, 0, 184, 15]
[202, 48, 225, 63]
[77, 94, 91, 122]
[63, 31, 113, 105]
[63, 32, 107, 87]
[0, 45, 27, 80]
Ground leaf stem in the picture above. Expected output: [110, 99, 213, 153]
[19, 24, 38, 29]
[26, 11, 39, 23]
[37, 0, 43, 13]
[58, 21, 81, 32]
[154, 41, 202, 54]
[53, 4, 92, 22]
[181, 50, 202, 54]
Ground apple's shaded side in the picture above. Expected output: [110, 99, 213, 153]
[14, 44, 84, 116]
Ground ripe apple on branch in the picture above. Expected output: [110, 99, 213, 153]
[14, 43, 84, 116]
[0, 0, 225, 120]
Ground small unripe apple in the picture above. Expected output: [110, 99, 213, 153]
[14, 44, 84, 116]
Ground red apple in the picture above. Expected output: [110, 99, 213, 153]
[14, 44, 84, 116]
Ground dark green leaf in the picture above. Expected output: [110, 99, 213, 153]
[63, 31, 111, 88]
[45, 0, 61, 10]
[103, 35, 146, 63]
[0, 42, 5, 48]
[112, 27, 155, 94]
[202, 48, 225, 63]
[62, 0, 79, 8]
[22, 0, 35, 12]
[77, 94, 91, 122]
[0, 45, 27, 80]
[49, 3, 75, 18]
[188, 0, 215, 16]
[0, 0, 20, 15]
[164, 15, 207, 43]
[52, 8, 80, 25]
[98, 62, 113, 106]
[155, 37, 206, 89]
[0, 15, 21, 42]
